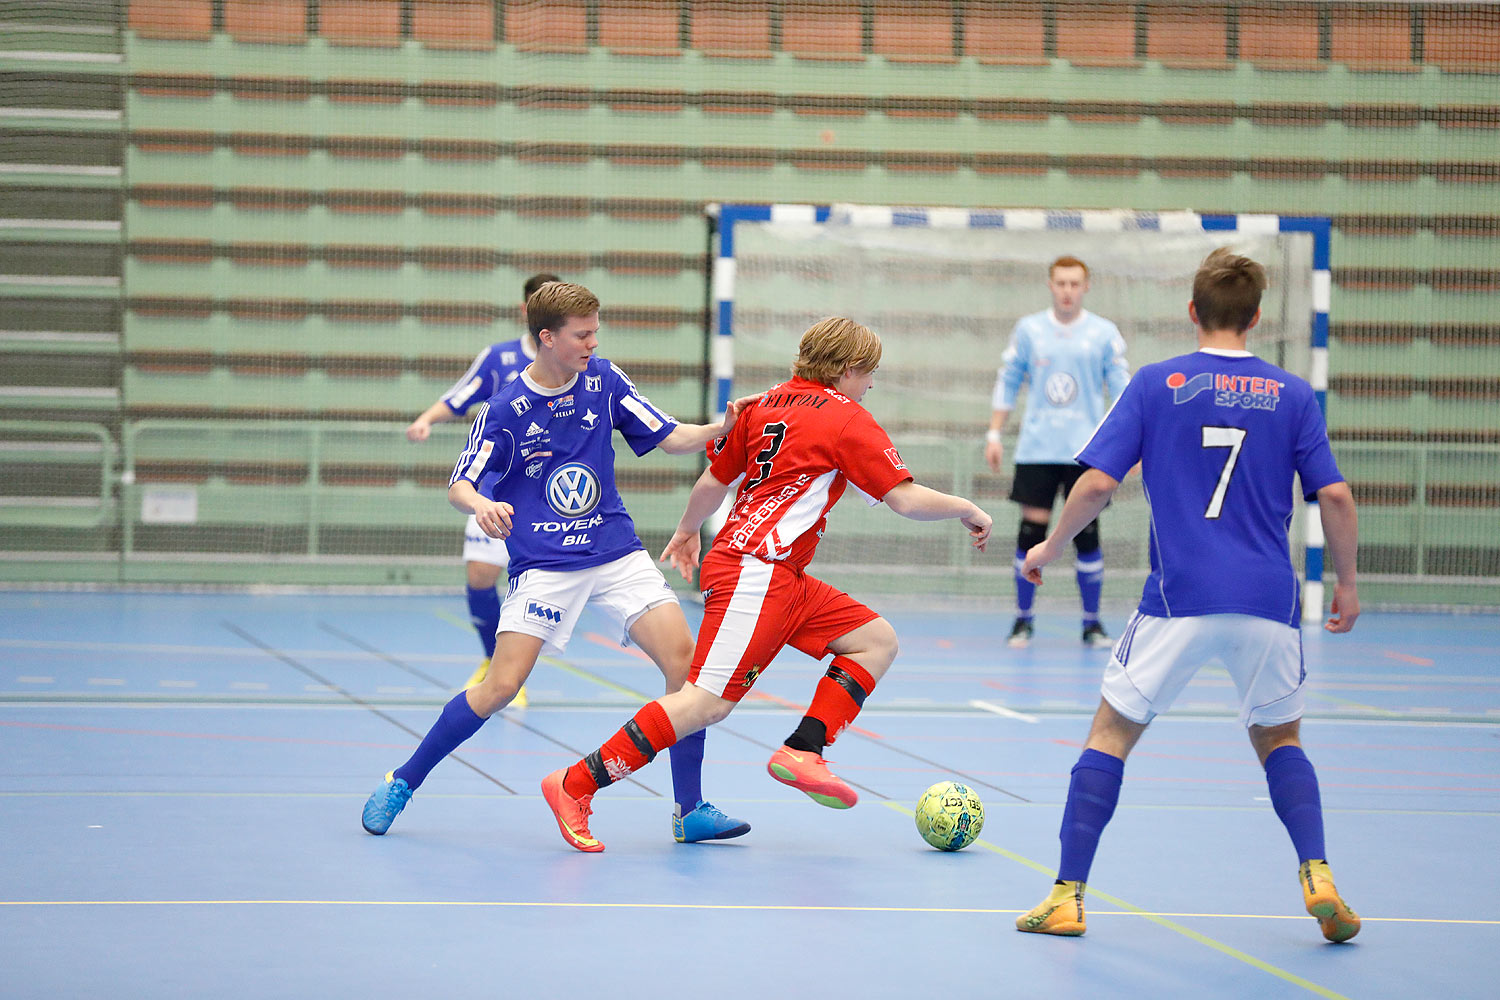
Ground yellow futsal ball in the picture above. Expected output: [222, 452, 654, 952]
[915, 780, 984, 851]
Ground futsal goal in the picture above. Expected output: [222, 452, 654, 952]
[707, 204, 1331, 621]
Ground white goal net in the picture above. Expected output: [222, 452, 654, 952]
[716, 205, 1322, 611]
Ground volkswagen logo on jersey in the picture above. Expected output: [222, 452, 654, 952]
[545, 462, 601, 518]
[1044, 371, 1079, 406]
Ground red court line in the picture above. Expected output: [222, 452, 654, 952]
[743, 689, 882, 739]
[0, 718, 405, 750]
[583, 631, 653, 662]
[582, 634, 884, 738]
[1124, 746, 1500, 778]
[1383, 650, 1437, 666]
[0, 719, 591, 759]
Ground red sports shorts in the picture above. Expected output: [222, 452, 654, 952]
[688, 550, 879, 702]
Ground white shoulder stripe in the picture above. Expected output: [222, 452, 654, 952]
[620, 393, 664, 432]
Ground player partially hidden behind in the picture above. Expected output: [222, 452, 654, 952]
[538, 317, 992, 852]
[985, 256, 1129, 649]
[362, 281, 750, 845]
[1014, 248, 1361, 942]
[406, 272, 559, 702]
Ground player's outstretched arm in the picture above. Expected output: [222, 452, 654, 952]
[1020, 467, 1119, 583]
[656, 397, 751, 455]
[660, 468, 732, 580]
[1316, 481, 1360, 633]
[447, 479, 514, 538]
[406, 400, 455, 442]
[881, 481, 993, 552]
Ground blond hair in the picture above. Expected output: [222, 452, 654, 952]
[527, 281, 599, 337]
[1192, 248, 1267, 333]
[792, 317, 882, 385]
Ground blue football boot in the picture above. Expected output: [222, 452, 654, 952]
[674, 800, 751, 843]
[361, 771, 412, 835]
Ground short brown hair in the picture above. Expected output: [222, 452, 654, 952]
[527, 281, 599, 337]
[1192, 248, 1267, 333]
[792, 317, 882, 385]
[523, 272, 561, 300]
[1049, 255, 1089, 279]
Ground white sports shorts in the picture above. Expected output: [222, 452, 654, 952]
[1101, 612, 1306, 728]
[496, 548, 678, 656]
[462, 514, 510, 568]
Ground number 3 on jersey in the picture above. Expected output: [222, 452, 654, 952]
[744, 422, 787, 490]
[1201, 425, 1247, 519]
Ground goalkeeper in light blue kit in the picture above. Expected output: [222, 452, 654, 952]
[363, 281, 750, 845]
[1014, 248, 1361, 941]
[985, 256, 1130, 649]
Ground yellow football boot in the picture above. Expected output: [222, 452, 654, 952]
[1300, 860, 1360, 942]
[1016, 880, 1087, 936]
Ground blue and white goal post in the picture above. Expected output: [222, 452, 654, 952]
[707, 203, 1332, 621]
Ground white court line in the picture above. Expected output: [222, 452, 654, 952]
[15, 676, 54, 684]
[968, 699, 1039, 723]
[0, 637, 469, 662]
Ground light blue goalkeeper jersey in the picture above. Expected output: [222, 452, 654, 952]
[992, 309, 1130, 464]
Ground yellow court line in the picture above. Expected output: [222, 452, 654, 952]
[535, 654, 651, 702]
[0, 900, 1490, 926]
[881, 801, 1354, 1000]
[1301, 688, 1404, 716]
[432, 608, 477, 634]
[438, 606, 654, 703]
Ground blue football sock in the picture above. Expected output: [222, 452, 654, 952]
[466, 585, 501, 659]
[1264, 745, 1326, 862]
[1014, 549, 1036, 617]
[1057, 748, 1125, 883]
[393, 692, 486, 792]
[1076, 548, 1103, 624]
[669, 727, 706, 813]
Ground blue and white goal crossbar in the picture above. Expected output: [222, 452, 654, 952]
[709, 204, 1334, 622]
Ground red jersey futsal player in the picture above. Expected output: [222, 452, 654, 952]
[539, 316, 993, 851]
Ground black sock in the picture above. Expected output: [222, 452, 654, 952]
[783, 717, 828, 754]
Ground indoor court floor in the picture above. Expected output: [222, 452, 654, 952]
[2, 588, 1497, 999]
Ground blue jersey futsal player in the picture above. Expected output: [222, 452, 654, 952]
[405, 272, 559, 700]
[986, 256, 1130, 649]
[363, 281, 750, 845]
[1014, 248, 1361, 942]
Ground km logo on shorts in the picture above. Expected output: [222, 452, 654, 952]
[526, 601, 565, 625]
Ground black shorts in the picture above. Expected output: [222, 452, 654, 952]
[1008, 463, 1086, 509]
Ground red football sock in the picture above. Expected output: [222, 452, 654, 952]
[563, 700, 678, 797]
[804, 655, 877, 747]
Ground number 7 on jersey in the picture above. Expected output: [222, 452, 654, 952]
[1201, 425, 1247, 519]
